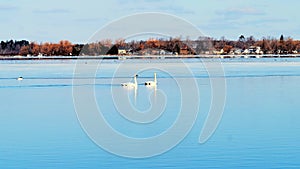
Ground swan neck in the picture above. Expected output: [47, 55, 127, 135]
[134, 76, 137, 85]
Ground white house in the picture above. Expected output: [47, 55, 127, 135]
[242, 49, 250, 54]
[254, 47, 263, 54]
[234, 49, 242, 55]
[118, 47, 127, 55]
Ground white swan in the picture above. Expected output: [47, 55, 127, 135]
[17, 77, 23, 81]
[145, 73, 157, 87]
[121, 75, 138, 88]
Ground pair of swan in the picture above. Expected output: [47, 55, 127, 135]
[121, 73, 157, 88]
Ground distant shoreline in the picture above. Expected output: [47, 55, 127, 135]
[1, 54, 300, 60]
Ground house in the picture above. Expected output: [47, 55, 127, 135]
[234, 49, 242, 55]
[249, 46, 263, 55]
[213, 49, 224, 55]
[204, 51, 210, 55]
[249, 46, 256, 54]
[118, 47, 127, 55]
[255, 47, 263, 55]
[254, 47, 261, 54]
[180, 46, 189, 55]
[242, 49, 250, 54]
[159, 50, 166, 55]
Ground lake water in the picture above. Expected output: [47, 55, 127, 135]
[0, 58, 300, 168]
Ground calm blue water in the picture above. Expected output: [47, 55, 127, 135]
[0, 58, 300, 168]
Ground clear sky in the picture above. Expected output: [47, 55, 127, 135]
[0, 0, 299, 43]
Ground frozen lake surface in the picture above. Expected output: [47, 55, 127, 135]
[0, 58, 300, 168]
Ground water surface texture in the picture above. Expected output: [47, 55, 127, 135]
[0, 58, 300, 168]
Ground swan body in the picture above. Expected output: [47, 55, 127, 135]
[121, 75, 137, 88]
[17, 77, 23, 81]
[145, 73, 157, 87]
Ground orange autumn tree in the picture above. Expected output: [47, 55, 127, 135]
[31, 42, 41, 56]
[19, 46, 30, 56]
[59, 40, 73, 56]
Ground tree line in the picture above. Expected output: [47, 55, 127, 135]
[1, 35, 300, 56]
[0, 40, 82, 56]
[213, 35, 300, 54]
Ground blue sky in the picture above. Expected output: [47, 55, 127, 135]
[0, 0, 299, 43]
